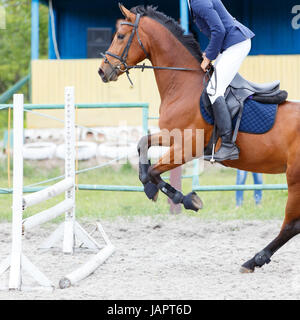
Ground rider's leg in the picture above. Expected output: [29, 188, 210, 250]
[253, 172, 263, 205]
[207, 39, 251, 161]
[236, 170, 248, 207]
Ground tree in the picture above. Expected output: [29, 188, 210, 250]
[0, 0, 48, 127]
[0, 0, 48, 96]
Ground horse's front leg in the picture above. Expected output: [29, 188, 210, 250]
[137, 132, 168, 202]
[148, 144, 203, 212]
[137, 130, 203, 212]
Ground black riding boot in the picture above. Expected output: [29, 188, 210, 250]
[212, 96, 239, 161]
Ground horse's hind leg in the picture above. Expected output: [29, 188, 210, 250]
[241, 166, 300, 272]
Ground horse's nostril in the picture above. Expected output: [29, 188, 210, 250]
[98, 68, 108, 83]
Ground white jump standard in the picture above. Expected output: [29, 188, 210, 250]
[0, 87, 115, 291]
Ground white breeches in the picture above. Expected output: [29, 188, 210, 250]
[207, 38, 251, 104]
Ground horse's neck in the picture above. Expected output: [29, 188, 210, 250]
[144, 22, 204, 103]
[142, 19, 212, 144]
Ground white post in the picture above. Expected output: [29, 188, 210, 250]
[63, 87, 76, 254]
[8, 94, 24, 290]
[0, 88, 114, 291]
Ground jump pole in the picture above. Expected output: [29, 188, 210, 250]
[35, 86, 116, 288]
[59, 223, 115, 289]
[0, 88, 115, 290]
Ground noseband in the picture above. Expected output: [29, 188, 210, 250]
[101, 13, 212, 86]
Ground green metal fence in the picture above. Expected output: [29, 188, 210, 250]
[0, 101, 289, 194]
[0, 74, 30, 104]
[0, 102, 148, 194]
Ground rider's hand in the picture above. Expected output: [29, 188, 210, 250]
[201, 53, 211, 72]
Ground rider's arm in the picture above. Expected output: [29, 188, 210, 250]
[192, 0, 226, 61]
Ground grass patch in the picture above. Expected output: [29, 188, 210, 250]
[0, 159, 287, 222]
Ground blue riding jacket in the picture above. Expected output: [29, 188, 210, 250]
[189, 0, 255, 61]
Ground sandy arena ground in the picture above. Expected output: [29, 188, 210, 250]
[0, 216, 300, 300]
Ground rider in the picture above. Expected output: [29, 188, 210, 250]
[188, 0, 255, 161]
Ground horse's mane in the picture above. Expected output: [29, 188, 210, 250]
[130, 5, 203, 63]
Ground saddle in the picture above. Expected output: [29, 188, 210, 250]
[201, 73, 288, 157]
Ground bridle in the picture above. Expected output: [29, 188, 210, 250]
[101, 14, 149, 85]
[101, 13, 213, 87]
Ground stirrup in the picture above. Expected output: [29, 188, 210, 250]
[210, 143, 216, 163]
[203, 143, 216, 163]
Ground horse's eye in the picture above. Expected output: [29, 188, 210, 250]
[117, 34, 125, 40]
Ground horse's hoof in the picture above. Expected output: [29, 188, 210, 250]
[183, 192, 203, 212]
[239, 266, 254, 274]
[144, 182, 159, 201]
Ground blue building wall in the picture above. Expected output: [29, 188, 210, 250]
[224, 0, 300, 55]
[195, 0, 300, 56]
[47, 0, 179, 59]
[45, 0, 300, 59]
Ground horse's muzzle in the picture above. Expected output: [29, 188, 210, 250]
[98, 68, 109, 83]
[98, 65, 119, 83]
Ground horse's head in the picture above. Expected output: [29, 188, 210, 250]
[98, 4, 149, 83]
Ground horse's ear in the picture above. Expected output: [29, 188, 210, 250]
[118, 3, 134, 21]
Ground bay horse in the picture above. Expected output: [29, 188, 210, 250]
[99, 4, 300, 273]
